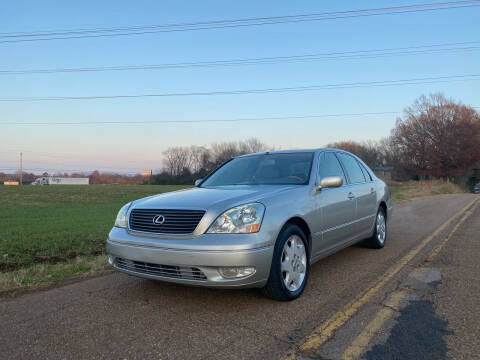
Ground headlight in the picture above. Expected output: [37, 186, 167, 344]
[114, 202, 132, 228]
[207, 203, 265, 234]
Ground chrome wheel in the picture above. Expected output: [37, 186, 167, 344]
[281, 235, 307, 292]
[376, 211, 386, 244]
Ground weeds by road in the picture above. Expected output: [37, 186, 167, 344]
[389, 180, 464, 203]
[0, 255, 109, 292]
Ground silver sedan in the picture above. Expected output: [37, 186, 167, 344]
[107, 148, 392, 300]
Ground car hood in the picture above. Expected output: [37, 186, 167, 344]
[131, 185, 301, 211]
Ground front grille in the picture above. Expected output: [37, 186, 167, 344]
[129, 208, 205, 234]
[115, 258, 207, 281]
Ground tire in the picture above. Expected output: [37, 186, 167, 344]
[261, 224, 310, 301]
[363, 207, 387, 249]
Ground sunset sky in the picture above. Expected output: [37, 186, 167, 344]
[1, 0, 479, 174]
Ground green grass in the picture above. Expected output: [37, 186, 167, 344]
[0, 185, 188, 274]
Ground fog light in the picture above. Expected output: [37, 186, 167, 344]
[108, 256, 114, 265]
[218, 267, 256, 279]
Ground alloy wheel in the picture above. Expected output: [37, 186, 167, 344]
[376, 212, 386, 244]
[281, 235, 307, 292]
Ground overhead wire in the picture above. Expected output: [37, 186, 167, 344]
[1, 1, 478, 43]
[2, 107, 479, 126]
[1, 74, 479, 102]
[1, 41, 479, 75]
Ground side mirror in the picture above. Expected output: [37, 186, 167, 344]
[194, 179, 203, 187]
[316, 176, 343, 191]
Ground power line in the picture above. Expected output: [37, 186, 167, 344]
[6, 0, 476, 37]
[7, 2, 475, 37]
[2, 41, 479, 75]
[0, 165, 141, 172]
[1, 74, 480, 102]
[0, 150, 146, 163]
[1, 111, 401, 126]
[2, 108, 479, 126]
[1, 1, 478, 43]
[0, 168, 143, 175]
[0, 164, 144, 170]
[0, 166, 143, 173]
[0, 156, 144, 164]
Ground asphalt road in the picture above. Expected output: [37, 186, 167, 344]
[1, 194, 478, 360]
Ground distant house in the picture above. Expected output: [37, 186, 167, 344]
[372, 166, 393, 182]
[3, 181, 19, 186]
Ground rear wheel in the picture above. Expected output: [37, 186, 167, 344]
[363, 207, 387, 249]
[261, 224, 309, 301]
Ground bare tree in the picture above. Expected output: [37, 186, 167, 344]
[391, 93, 480, 180]
[159, 138, 269, 181]
[209, 138, 269, 167]
[326, 140, 382, 167]
[210, 142, 241, 166]
[376, 137, 396, 166]
[162, 147, 191, 176]
[187, 146, 209, 174]
[238, 138, 268, 154]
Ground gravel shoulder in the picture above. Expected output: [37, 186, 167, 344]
[432, 199, 480, 360]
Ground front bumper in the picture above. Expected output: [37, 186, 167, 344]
[106, 227, 274, 288]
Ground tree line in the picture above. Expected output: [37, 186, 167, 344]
[328, 94, 480, 184]
[151, 138, 268, 184]
[3, 93, 478, 187]
[153, 93, 480, 186]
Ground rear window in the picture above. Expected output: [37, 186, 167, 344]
[337, 153, 366, 184]
[359, 162, 373, 181]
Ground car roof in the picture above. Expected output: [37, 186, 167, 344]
[236, 148, 348, 158]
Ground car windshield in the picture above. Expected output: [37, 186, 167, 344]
[201, 152, 314, 186]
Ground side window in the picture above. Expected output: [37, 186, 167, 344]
[359, 162, 373, 181]
[337, 153, 366, 184]
[318, 152, 347, 185]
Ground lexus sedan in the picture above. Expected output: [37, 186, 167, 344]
[107, 149, 392, 301]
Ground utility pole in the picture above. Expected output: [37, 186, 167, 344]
[20, 152, 23, 185]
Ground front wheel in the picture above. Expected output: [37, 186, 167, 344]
[261, 224, 310, 301]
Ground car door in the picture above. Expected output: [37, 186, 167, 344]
[336, 153, 376, 240]
[313, 152, 357, 257]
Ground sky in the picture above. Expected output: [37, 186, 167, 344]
[1, 0, 479, 174]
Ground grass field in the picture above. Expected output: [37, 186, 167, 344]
[0, 185, 188, 288]
[0, 181, 464, 291]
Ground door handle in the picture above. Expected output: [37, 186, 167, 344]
[348, 192, 355, 200]
[370, 187, 376, 194]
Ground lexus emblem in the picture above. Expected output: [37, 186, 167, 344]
[153, 215, 166, 225]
